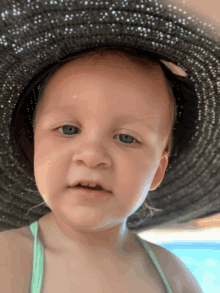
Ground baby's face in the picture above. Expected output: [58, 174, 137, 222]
[33, 51, 173, 231]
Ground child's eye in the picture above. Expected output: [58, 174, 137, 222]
[55, 125, 140, 145]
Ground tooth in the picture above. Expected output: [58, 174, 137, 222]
[80, 182, 99, 187]
[80, 182, 89, 186]
[88, 183, 98, 187]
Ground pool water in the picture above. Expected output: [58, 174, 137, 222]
[157, 241, 220, 293]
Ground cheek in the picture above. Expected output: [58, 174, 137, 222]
[115, 154, 155, 206]
[34, 138, 69, 195]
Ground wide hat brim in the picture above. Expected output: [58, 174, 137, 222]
[0, 0, 220, 232]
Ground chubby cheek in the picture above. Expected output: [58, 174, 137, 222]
[34, 139, 68, 201]
[115, 153, 155, 214]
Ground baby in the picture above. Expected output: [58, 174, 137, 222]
[32, 47, 176, 255]
[23, 47, 179, 292]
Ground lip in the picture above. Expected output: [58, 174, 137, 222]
[68, 187, 112, 200]
[70, 180, 111, 193]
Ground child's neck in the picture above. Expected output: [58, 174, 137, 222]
[38, 212, 140, 259]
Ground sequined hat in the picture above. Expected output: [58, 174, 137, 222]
[0, 0, 220, 233]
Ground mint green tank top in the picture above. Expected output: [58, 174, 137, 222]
[29, 220, 173, 293]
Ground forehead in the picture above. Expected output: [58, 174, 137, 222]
[53, 51, 165, 82]
[43, 51, 171, 105]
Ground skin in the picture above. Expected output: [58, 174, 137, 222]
[170, 0, 220, 28]
[33, 50, 175, 258]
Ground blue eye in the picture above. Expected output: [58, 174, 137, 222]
[55, 125, 140, 145]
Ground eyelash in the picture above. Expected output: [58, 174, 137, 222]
[54, 125, 140, 145]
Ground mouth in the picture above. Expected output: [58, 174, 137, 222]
[71, 183, 112, 193]
[68, 186, 112, 199]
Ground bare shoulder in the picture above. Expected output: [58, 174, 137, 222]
[0, 226, 34, 293]
[146, 241, 203, 293]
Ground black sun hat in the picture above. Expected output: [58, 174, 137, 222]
[0, 0, 220, 233]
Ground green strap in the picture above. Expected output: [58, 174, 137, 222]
[134, 234, 173, 293]
[29, 221, 44, 293]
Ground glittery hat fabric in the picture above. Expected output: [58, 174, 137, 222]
[0, 0, 220, 233]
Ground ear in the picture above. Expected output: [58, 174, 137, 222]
[149, 153, 169, 191]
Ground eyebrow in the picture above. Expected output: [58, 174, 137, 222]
[111, 114, 156, 132]
[42, 110, 156, 134]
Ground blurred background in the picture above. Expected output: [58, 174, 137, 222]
[137, 214, 220, 293]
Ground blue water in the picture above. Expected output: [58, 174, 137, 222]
[156, 241, 220, 293]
